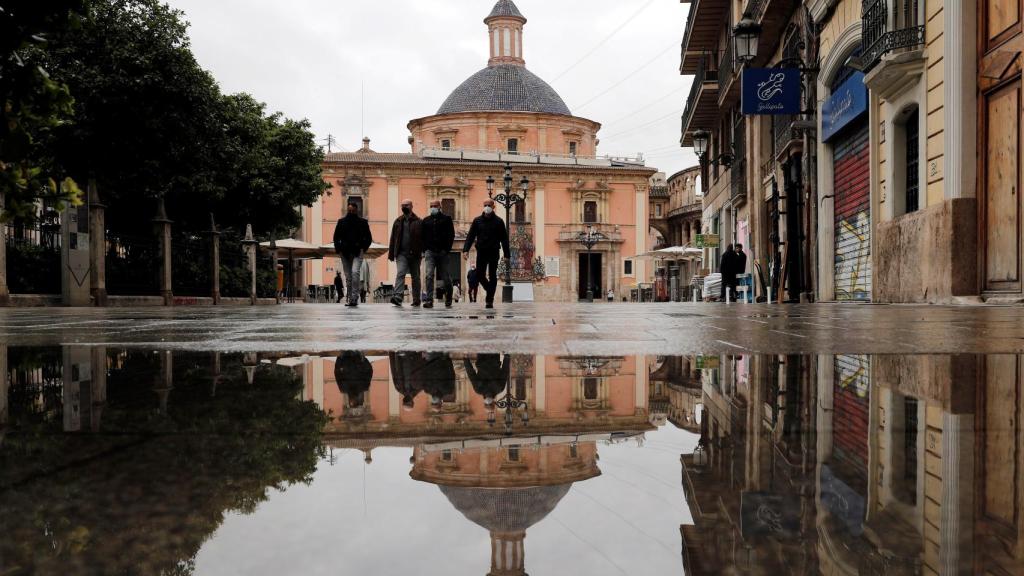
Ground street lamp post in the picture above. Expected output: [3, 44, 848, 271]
[575, 225, 606, 303]
[487, 379, 529, 436]
[486, 163, 529, 304]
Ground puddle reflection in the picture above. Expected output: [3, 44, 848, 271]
[0, 348, 1021, 574]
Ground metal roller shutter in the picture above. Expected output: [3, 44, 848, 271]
[833, 121, 871, 301]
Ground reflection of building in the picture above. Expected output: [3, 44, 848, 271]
[300, 0, 657, 302]
[412, 437, 604, 576]
[285, 353, 650, 440]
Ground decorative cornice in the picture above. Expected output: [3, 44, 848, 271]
[423, 175, 474, 191]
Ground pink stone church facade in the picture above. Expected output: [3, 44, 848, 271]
[301, 0, 656, 302]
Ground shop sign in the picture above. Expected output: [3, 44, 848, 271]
[695, 234, 720, 248]
[741, 68, 801, 115]
[822, 71, 867, 141]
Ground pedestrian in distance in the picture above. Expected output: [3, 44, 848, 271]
[467, 266, 479, 303]
[463, 199, 510, 309]
[332, 201, 373, 308]
[606, 288, 614, 302]
[422, 199, 456, 309]
[388, 199, 423, 307]
[734, 244, 748, 302]
[719, 244, 737, 302]
[333, 271, 344, 303]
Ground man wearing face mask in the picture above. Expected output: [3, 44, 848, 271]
[421, 199, 456, 308]
[388, 199, 424, 307]
[463, 199, 510, 309]
[332, 201, 373, 307]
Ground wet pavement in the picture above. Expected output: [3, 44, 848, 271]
[2, 345, 1023, 574]
[3, 302, 1024, 354]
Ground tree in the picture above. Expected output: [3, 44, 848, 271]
[41, 0, 224, 234]
[214, 94, 330, 237]
[0, 1, 84, 222]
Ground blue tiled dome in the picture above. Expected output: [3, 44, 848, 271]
[486, 0, 525, 22]
[437, 65, 571, 116]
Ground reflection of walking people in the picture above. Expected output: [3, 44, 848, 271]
[335, 351, 373, 408]
[463, 199, 510, 309]
[467, 266, 479, 303]
[389, 199, 423, 307]
[421, 353, 456, 408]
[464, 354, 510, 407]
[422, 200, 456, 309]
[333, 201, 373, 307]
[390, 351, 427, 409]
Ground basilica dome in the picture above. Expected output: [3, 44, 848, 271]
[437, 64, 571, 116]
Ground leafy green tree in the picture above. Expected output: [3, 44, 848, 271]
[41, 0, 224, 234]
[0, 1, 84, 222]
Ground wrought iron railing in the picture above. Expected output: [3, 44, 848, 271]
[746, 0, 769, 22]
[731, 117, 747, 201]
[861, 0, 925, 71]
[717, 41, 734, 94]
[682, 52, 718, 133]
[774, 114, 798, 153]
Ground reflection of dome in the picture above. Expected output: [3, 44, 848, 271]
[439, 485, 571, 533]
[437, 65, 571, 116]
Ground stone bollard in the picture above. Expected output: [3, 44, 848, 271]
[89, 180, 108, 306]
[242, 224, 258, 306]
[152, 198, 173, 306]
[209, 214, 220, 305]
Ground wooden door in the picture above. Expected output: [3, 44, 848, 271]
[980, 0, 1024, 294]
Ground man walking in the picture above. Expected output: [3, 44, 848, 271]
[463, 199, 509, 309]
[734, 244, 748, 302]
[719, 244, 736, 301]
[467, 266, 479, 303]
[333, 271, 344, 303]
[332, 201, 373, 308]
[422, 200, 456, 309]
[388, 199, 423, 307]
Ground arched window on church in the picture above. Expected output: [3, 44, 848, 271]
[583, 201, 598, 224]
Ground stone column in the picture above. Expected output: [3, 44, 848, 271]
[242, 224, 258, 305]
[208, 214, 221, 304]
[533, 355, 545, 415]
[88, 180, 108, 306]
[153, 350, 173, 415]
[0, 192, 9, 306]
[152, 198, 173, 306]
[387, 176, 400, 282]
[90, 346, 107, 431]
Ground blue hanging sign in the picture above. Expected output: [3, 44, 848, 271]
[821, 71, 867, 141]
[741, 68, 801, 115]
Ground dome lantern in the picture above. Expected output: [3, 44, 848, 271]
[486, 0, 527, 67]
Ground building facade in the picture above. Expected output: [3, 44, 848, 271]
[681, 0, 1017, 304]
[302, 0, 657, 302]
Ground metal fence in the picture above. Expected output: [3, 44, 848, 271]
[4, 208, 61, 294]
[106, 232, 161, 296]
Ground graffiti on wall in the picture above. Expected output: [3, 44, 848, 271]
[834, 211, 871, 300]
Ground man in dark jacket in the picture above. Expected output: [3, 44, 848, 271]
[719, 244, 736, 301]
[388, 199, 423, 307]
[463, 199, 510, 309]
[333, 272, 344, 303]
[332, 201, 373, 307]
[733, 244, 748, 301]
[421, 199, 456, 309]
[465, 354, 510, 408]
[335, 351, 373, 409]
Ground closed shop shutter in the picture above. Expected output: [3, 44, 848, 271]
[833, 121, 871, 301]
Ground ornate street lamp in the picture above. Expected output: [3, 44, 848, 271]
[486, 163, 529, 303]
[575, 225, 607, 303]
[487, 378, 529, 436]
[732, 14, 762, 65]
[691, 129, 710, 160]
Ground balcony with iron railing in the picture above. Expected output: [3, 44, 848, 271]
[860, 0, 925, 72]
[680, 0, 730, 74]
[680, 53, 720, 144]
[730, 119, 747, 204]
[741, 0, 801, 68]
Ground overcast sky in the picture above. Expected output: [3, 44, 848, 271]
[164, 0, 699, 178]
